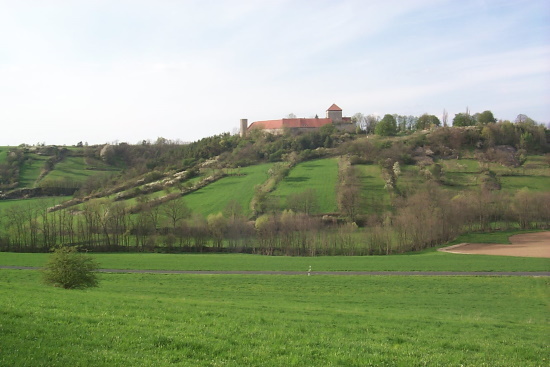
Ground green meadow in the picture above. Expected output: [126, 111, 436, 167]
[357, 164, 391, 214]
[440, 158, 480, 173]
[18, 155, 48, 188]
[499, 175, 549, 192]
[431, 156, 550, 193]
[395, 164, 429, 195]
[0, 270, 547, 367]
[177, 163, 273, 217]
[0, 147, 9, 164]
[1, 228, 548, 366]
[1, 251, 549, 273]
[271, 158, 339, 213]
[441, 159, 480, 189]
[40, 156, 109, 185]
[0, 196, 71, 211]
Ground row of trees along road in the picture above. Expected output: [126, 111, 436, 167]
[1, 185, 548, 255]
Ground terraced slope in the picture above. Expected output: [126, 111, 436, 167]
[439, 156, 550, 192]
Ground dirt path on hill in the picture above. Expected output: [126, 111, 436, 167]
[438, 232, 550, 258]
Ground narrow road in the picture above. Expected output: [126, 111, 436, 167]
[1, 266, 549, 276]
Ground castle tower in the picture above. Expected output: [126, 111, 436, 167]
[240, 119, 248, 137]
[326, 104, 343, 123]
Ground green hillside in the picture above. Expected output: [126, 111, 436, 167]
[433, 156, 550, 192]
[500, 175, 549, 191]
[40, 156, 112, 186]
[0, 121, 549, 254]
[357, 164, 391, 214]
[0, 196, 71, 212]
[0, 146, 123, 193]
[0, 147, 9, 164]
[179, 163, 273, 217]
[270, 158, 339, 214]
[18, 155, 48, 188]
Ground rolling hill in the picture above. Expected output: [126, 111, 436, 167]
[0, 122, 548, 254]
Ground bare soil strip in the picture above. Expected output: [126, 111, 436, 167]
[439, 232, 550, 258]
[1, 266, 548, 276]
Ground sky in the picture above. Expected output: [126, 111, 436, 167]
[0, 0, 549, 146]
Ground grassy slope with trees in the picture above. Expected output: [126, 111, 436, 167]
[0, 114, 549, 254]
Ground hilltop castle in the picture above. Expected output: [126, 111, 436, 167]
[240, 104, 355, 137]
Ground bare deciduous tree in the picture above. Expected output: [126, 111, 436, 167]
[287, 189, 318, 215]
[162, 199, 191, 230]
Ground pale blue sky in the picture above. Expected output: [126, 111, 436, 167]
[1, 0, 549, 145]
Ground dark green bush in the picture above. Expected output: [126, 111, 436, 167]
[42, 246, 99, 289]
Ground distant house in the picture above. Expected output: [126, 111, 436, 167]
[241, 104, 354, 137]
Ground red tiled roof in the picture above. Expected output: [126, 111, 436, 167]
[249, 118, 333, 130]
[327, 104, 342, 111]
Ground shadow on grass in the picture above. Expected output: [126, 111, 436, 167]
[285, 177, 309, 183]
[302, 163, 322, 169]
[214, 181, 239, 188]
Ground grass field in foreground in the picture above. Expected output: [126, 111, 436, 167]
[0, 271, 547, 367]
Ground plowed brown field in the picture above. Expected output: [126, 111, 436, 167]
[439, 232, 550, 258]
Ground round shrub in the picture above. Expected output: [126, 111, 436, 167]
[42, 246, 99, 289]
